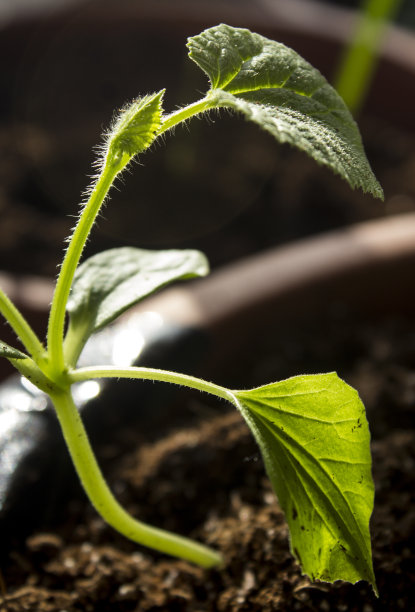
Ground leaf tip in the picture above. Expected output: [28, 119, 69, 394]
[0, 340, 28, 360]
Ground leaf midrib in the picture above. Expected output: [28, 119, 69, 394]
[253, 409, 372, 564]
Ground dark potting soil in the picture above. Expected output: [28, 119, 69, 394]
[1, 314, 414, 611]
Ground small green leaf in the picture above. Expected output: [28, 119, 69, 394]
[0, 340, 27, 360]
[187, 24, 382, 198]
[66, 247, 209, 357]
[107, 90, 164, 167]
[234, 373, 376, 591]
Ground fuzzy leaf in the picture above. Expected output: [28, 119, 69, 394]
[107, 90, 164, 165]
[0, 340, 27, 360]
[66, 247, 209, 344]
[234, 373, 376, 591]
[187, 24, 382, 198]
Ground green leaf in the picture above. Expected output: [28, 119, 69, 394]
[107, 90, 164, 167]
[234, 372, 376, 591]
[0, 340, 27, 360]
[65, 247, 209, 359]
[187, 24, 382, 199]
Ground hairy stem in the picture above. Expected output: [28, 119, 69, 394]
[0, 288, 46, 363]
[69, 365, 234, 403]
[158, 95, 219, 135]
[47, 162, 120, 375]
[51, 389, 222, 567]
[47, 93, 221, 376]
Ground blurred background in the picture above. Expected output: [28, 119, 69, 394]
[1, 0, 415, 277]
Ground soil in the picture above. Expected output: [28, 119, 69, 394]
[1, 313, 415, 611]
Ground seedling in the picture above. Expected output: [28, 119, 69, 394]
[335, 0, 403, 113]
[0, 25, 382, 592]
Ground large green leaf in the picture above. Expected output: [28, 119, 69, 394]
[233, 372, 376, 591]
[65, 247, 209, 357]
[187, 24, 382, 198]
[0, 340, 27, 360]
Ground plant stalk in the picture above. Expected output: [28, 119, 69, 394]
[46, 95, 218, 377]
[335, 0, 403, 114]
[69, 365, 234, 403]
[159, 95, 218, 134]
[47, 162, 120, 376]
[0, 288, 46, 363]
[51, 389, 223, 568]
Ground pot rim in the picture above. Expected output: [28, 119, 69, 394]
[2, 213, 415, 373]
[135, 211, 415, 326]
[3, 0, 415, 73]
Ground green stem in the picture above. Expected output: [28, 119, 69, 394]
[46, 95, 217, 377]
[159, 95, 218, 135]
[51, 389, 223, 567]
[69, 365, 233, 403]
[47, 161, 121, 376]
[335, 0, 403, 114]
[63, 318, 91, 370]
[0, 287, 46, 363]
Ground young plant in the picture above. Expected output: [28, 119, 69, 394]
[0, 24, 382, 592]
[335, 0, 403, 113]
